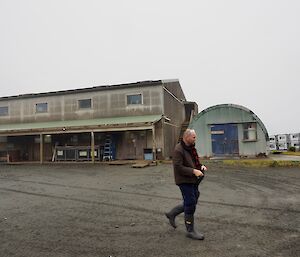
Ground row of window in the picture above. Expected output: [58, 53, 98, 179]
[0, 94, 143, 116]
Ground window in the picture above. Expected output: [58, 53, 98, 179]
[127, 94, 142, 105]
[0, 106, 8, 116]
[44, 135, 52, 143]
[36, 103, 48, 113]
[78, 99, 91, 109]
[243, 123, 257, 141]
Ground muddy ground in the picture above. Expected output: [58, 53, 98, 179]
[0, 162, 299, 257]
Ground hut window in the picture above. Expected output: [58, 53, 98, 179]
[127, 94, 142, 105]
[243, 123, 257, 141]
[78, 99, 92, 109]
[0, 106, 8, 116]
[36, 103, 48, 113]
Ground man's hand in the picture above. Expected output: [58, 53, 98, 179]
[193, 169, 204, 177]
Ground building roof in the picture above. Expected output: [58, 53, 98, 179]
[0, 80, 179, 101]
[192, 103, 269, 140]
[0, 115, 162, 135]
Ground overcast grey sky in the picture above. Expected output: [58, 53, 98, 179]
[0, 0, 299, 135]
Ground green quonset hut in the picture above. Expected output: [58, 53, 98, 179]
[189, 104, 269, 158]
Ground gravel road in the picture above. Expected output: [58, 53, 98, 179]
[0, 163, 299, 257]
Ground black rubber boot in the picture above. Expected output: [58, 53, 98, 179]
[165, 204, 184, 228]
[185, 215, 204, 240]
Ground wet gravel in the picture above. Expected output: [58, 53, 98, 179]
[0, 163, 299, 257]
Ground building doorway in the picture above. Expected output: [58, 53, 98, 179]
[211, 124, 239, 155]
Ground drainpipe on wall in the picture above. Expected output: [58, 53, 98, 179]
[40, 134, 43, 164]
[152, 125, 156, 161]
[189, 109, 195, 124]
[91, 131, 95, 163]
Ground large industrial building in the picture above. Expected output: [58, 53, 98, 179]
[0, 80, 197, 163]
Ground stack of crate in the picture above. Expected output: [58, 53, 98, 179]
[268, 135, 277, 151]
[277, 134, 290, 151]
[289, 133, 300, 150]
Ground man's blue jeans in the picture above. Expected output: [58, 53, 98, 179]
[179, 183, 200, 216]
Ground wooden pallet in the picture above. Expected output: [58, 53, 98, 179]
[132, 161, 150, 168]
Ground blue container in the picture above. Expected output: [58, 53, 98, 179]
[144, 153, 153, 160]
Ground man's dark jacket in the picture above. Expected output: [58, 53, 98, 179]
[173, 141, 201, 185]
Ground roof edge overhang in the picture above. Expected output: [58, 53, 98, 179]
[0, 115, 162, 136]
[195, 104, 269, 140]
[0, 80, 165, 101]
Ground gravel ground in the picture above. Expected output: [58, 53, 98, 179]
[0, 162, 299, 257]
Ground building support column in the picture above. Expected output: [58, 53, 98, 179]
[40, 134, 43, 164]
[162, 119, 165, 160]
[152, 125, 157, 161]
[91, 131, 95, 163]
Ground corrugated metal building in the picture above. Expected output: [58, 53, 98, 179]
[189, 104, 269, 158]
[0, 79, 196, 163]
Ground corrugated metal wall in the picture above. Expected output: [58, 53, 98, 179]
[190, 105, 268, 157]
[0, 86, 164, 124]
[162, 83, 186, 159]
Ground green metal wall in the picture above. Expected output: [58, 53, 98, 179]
[189, 104, 269, 157]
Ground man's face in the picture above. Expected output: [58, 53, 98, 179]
[186, 132, 197, 146]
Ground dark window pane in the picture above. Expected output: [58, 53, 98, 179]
[78, 99, 91, 109]
[0, 106, 8, 116]
[36, 103, 48, 113]
[127, 94, 142, 105]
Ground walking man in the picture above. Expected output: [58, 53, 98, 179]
[165, 129, 207, 240]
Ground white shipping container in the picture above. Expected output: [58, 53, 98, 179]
[290, 141, 300, 150]
[269, 135, 276, 143]
[268, 143, 277, 151]
[277, 134, 288, 142]
[289, 133, 300, 141]
[278, 142, 288, 151]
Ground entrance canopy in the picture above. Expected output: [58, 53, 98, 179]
[0, 115, 162, 136]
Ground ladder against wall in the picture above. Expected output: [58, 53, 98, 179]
[103, 134, 113, 161]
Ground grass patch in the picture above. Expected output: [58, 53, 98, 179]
[281, 151, 300, 156]
[223, 159, 300, 168]
[271, 150, 283, 154]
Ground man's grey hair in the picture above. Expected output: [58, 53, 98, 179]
[183, 129, 196, 138]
